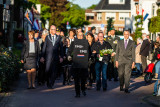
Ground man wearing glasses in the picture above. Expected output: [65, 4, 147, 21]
[92, 32, 112, 91]
[40, 25, 64, 89]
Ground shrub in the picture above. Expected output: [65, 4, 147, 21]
[0, 46, 22, 92]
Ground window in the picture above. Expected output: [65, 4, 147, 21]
[120, 0, 123, 3]
[97, 13, 102, 21]
[118, 27, 123, 32]
[105, 12, 116, 20]
[109, 0, 125, 4]
[87, 16, 94, 21]
[119, 12, 129, 20]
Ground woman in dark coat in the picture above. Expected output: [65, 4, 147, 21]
[87, 33, 95, 89]
[21, 31, 40, 89]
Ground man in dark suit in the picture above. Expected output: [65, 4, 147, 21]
[140, 33, 150, 75]
[40, 25, 63, 89]
[115, 30, 135, 93]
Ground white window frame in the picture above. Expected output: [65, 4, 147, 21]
[105, 12, 116, 20]
[119, 12, 129, 20]
[109, 0, 125, 4]
[97, 13, 102, 21]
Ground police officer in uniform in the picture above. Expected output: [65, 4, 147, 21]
[68, 32, 89, 97]
[106, 28, 120, 81]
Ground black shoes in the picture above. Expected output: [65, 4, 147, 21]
[114, 79, 118, 82]
[27, 87, 32, 89]
[108, 79, 112, 81]
[82, 91, 86, 96]
[32, 87, 36, 89]
[27, 86, 36, 89]
[124, 89, 130, 93]
[96, 88, 100, 91]
[103, 88, 107, 91]
[75, 91, 86, 98]
[120, 87, 124, 91]
[75, 94, 80, 98]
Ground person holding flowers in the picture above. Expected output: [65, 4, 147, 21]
[92, 32, 112, 91]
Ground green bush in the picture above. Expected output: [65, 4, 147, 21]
[0, 46, 22, 92]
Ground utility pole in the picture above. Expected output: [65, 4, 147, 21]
[8, 0, 14, 48]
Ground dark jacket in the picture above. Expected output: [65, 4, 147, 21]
[152, 47, 160, 62]
[140, 39, 150, 57]
[105, 35, 120, 52]
[41, 34, 64, 61]
[21, 40, 40, 61]
[91, 41, 112, 63]
[67, 38, 89, 69]
[88, 41, 95, 58]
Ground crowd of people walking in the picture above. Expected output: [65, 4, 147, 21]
[21, 25, 160, 97]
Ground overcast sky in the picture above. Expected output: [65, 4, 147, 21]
[68, 0, 101, 8]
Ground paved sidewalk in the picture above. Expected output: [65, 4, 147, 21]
[0, 72, 157, 107]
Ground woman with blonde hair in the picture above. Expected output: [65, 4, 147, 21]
[21, 30, 40, 89]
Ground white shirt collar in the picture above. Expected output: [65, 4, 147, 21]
[124, 38, 129, 44]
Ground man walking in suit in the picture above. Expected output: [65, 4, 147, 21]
[40, 25, 63, 89]
[115, 30, 135, 93]
[140, 33, 150, 75]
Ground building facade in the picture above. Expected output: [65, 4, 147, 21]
[85, 0, 131, 34]
[85, 0, 160, 36]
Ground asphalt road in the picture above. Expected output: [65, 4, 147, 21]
[2, 72, 155, 107]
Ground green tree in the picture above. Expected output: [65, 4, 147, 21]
[87, 4, 97, 9]
[149, 9, 160, 33]
[134, 15, 144, 40]
[106, 18, 114, 34]
[61, 2, 89, 27]
[39, 0, 68, 27]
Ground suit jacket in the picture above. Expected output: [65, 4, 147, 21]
[41, 34, 63, 61]
[21, 40, 40, 61]
[135, 44, 142, 63]
[115, 39, 135, 65]
[140, 39, 150, 57]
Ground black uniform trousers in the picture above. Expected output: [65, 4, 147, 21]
[118, 63, 132, 90]
[45, 59, 58, 87]
[73, 68, 88, 94]
[38, 61, 46, 84]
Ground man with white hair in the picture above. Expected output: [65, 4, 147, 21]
[140, 33, 150, 75]
[38, 29, 49, 85]
[156, 36, 160, 43]
[40, 25, 64, 89]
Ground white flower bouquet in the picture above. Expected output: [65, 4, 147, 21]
[100, 49, 113, 57]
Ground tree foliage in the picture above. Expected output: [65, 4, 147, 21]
[87, 4, 97, 9]
[106, 18, 114, 34]
[39, 0, 68, 27]
[134, 15, 143, 40]
[149, 9, 160, 33]
[61, 2, 89, 28]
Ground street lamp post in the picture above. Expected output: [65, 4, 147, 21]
[8, 0, 14, 48]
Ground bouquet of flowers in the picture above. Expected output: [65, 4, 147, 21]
[100, 49, 114, 57]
